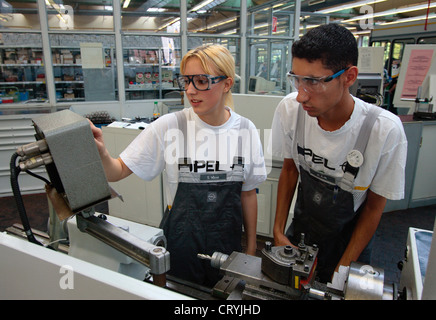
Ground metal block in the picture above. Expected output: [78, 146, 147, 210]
[32, 110, 112, 212]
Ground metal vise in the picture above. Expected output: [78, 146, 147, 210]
[261, 234, 318, 290]
[198, 234, 318, 299]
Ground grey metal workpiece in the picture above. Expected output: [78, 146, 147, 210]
[32, 110, 112, 213]
[217, 252, 304, 299]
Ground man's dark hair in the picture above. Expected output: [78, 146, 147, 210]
[292, 24, 358, 72]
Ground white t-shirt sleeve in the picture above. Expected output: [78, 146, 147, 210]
[368, 114, 407, 200]
[120, 114, 173, 181]
[270, 93, 298, 160]
[241, 119, 267, 191]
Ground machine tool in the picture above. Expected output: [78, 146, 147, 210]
[9, 110, 170, 287]
[349, 73, 384, 106]
[197, 234, 318, 300]
[196, 238, 404, 300]
[412, 85, 435, 120]
[4, 109, 435, 300]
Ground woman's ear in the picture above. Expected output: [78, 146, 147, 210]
[224, 77, 234, 93]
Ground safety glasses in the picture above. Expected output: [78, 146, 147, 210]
[176, 74, 227, 91]
[287, 67, 350, 93]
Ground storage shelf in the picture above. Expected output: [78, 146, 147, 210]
[0, 64, 44, 67]
[54, 81, 84, 84]
[53, 64, 82, 67]
[0, 81, 46, 85]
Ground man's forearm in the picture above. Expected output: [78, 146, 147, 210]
[241, 189, 258, 255]
[336, 190, 387, 270]
[273, 159, 299, 245]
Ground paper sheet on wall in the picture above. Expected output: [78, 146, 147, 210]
[401, 49, 434, 99]
[357, 47, 384, 74]
[80, 42, 104, 69]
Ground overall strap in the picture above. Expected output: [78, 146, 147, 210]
[339, 106, 383, 192]
[354, 106, 383, 155]
[237, 117, 250, 159]
[174, 110, 188, 165]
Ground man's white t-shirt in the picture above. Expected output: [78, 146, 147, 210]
[270, 92, 407, 211]
[120, 107, 267, 207]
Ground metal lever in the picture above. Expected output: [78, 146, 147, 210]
[76, 214, 170, 287]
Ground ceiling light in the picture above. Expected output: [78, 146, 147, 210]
[157, 17, 181, 31]
[194, 16, 237, 32]
[123, 0, 131, 9]
[379, 12, 436, 25]
[343, 3, 436, 23]
[317, 0, 387, 14]
[147, 8, 166, 12]
[190, 0, 226, 12]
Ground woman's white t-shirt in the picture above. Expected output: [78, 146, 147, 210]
[120, 107, 267, 207]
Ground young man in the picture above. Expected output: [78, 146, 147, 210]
[270, 24, 407, 283]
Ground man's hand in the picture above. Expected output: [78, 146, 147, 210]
[273, 229, 293, 247]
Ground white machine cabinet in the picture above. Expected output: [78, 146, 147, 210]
[400, 227, 435, 300]
[102, 126, 164, 227]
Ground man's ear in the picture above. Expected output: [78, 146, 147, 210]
[345, 66, 358, 88]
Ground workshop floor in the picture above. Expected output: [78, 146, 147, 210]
[0, 193, 435, 287]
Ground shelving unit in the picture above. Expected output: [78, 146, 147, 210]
[52, 46, 116, 102]
[0, 46, 48, 104]
[52, 47, 84, 102]
[124, 47, 180, 100]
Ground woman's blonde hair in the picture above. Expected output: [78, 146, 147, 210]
[180, 44, 235, 109]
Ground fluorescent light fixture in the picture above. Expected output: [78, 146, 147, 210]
[191, 0, 214, 12]
[343, 3, 436, 23]
[147, 8, 166, 12]
[309, 0, 326, 6]
[190, 0, 226, 12]
[353, 30, 372, 35]
[379, 12, 436, 25]
[194, 16, 237, 32]
[317, 0, 387, 14]
[123, 0, 131, 9]
[157, 17, 181, 31]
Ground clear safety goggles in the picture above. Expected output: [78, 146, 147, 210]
[176, 74, 227, 91]
[287, 67, 350, 93]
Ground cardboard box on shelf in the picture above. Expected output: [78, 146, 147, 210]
[136, 72, 144, 83]
[63, 75, 75, 81]
[146, 50, 157, 64]
[162, 70, 173, 81]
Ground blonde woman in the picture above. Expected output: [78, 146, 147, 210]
[90, 44, 266, 286]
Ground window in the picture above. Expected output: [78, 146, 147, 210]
[418, 37, 436, 44]
[46, 1, 114, 31]
[0, 0, 40, 30]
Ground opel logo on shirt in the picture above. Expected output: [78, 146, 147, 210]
[207, 191, 217, 203]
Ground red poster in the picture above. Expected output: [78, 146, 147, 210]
[272, 16, 277, 33]
[401, 49, 434, 99]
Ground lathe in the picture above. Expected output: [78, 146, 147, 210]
[1, 110, 434, 300]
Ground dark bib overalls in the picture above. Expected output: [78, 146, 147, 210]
[286, 105, 382, 283]
[160, 111, 248, 287]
